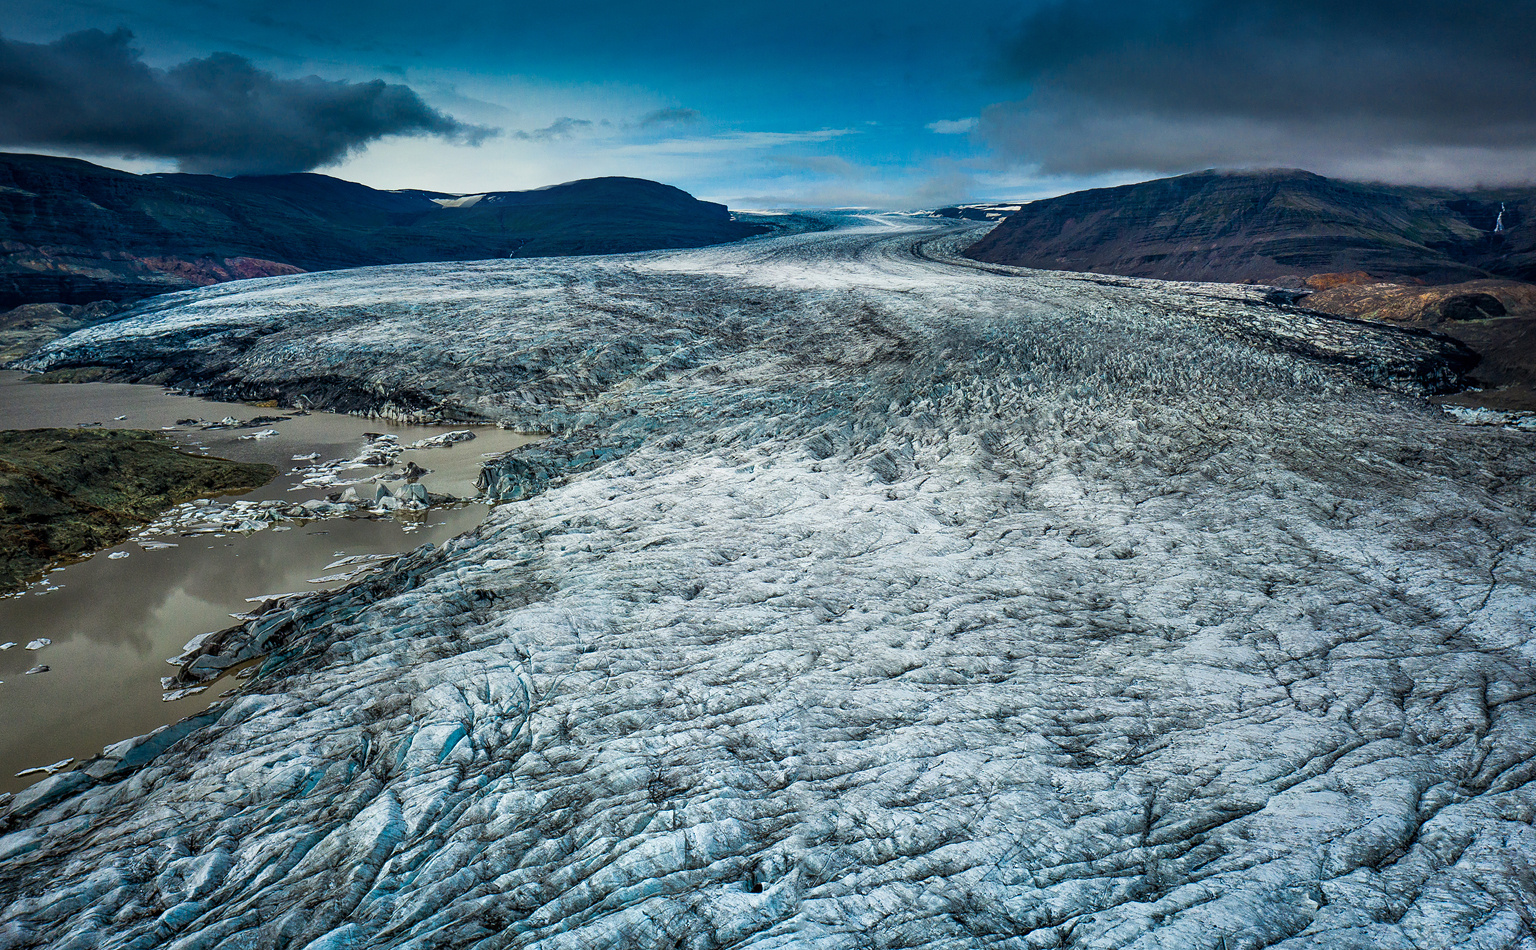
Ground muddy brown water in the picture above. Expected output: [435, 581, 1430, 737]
[0, 371, 536, 794]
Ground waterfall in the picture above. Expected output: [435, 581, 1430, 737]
[1495, 202, 1506, 233]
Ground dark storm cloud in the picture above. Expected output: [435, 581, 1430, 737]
[982, 0, 1536, 183]
[0, 28, 495, 174]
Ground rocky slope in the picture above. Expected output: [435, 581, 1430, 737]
[3, 221, 1535, 949]
[0, 153, 767, 310]
[1297, 279, 1536, 410]
[0, 428, 275, 592]
[0, 301, 122, 365]
[965, 169, 1536, 287]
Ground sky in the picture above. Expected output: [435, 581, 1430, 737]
[2, 0, 1534, 207]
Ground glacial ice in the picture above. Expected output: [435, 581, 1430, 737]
[408, 430, 478, 450]
[13, 759, 74, 780]
[1442, 404, 1536, 431]
[2, 220, 1535, 948]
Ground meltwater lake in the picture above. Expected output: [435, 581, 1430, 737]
[0, 371, 535, 793]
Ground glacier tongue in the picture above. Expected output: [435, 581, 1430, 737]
[3, 220, 1535, 949]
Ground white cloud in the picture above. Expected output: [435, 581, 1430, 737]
[926, 118, 977, 135]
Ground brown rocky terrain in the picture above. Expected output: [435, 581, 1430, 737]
[1299, 277, 1536, 409]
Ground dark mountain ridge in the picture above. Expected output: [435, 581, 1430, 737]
[0, 153, 766, 309]
[965, 168, 1536, 286]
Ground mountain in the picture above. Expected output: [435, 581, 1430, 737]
[0, 153, 767, 309]
[964, 169, 1536, 286]
[962, 169, 1536, 410]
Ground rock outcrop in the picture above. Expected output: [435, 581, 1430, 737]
[1298, 278, 1536, 411]
[3, 221, 1534, 949]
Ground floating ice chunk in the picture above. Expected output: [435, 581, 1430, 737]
[240, 429, 281, 440]
[218, 416, 239, 426]
[406, 430, 476, 450]
[324, 553, 391, 570]
[0, 642, 14, 650]
[162, 685, 208, 702]
[24, 665, 48, 675]
[14, 758, 73, 778]
[107, 551, 131, 559]
[293, 452, 321, 461]
[244, 591, 306, 603]
[25, 639, 50, 650]
[113, 414, 127, 421]
[138, 540, 179, 550]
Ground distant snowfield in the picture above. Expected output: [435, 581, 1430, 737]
[7, 220, 1536, 949]
[429, 194, 486, 209]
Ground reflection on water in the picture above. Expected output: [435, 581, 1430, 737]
[0, 372, 535, 793]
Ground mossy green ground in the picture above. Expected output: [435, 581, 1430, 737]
[0, 428, 275, 592]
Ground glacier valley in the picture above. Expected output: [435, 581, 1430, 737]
[2, 219, 1535, 949]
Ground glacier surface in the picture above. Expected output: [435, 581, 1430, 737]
[3, 219, 1535, 949]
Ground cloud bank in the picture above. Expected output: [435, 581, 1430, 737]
[0, 28, 494, 174]
[982, 0, 1536, 185]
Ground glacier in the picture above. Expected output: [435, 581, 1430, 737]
[2, 219, 1535, 949]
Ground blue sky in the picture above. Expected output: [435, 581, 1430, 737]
[4, 0, 1534, 206]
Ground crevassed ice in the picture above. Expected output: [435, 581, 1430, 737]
[3, 221, 1534, 950]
